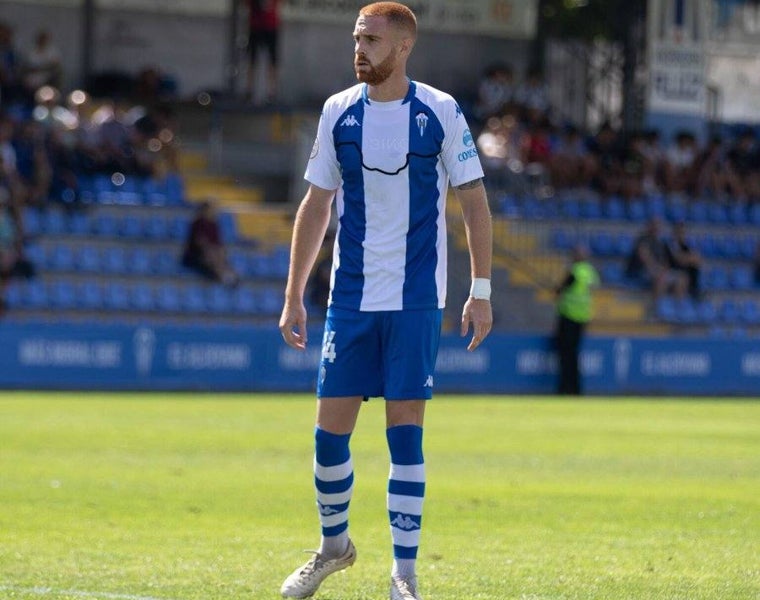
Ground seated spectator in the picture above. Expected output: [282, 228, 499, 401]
[667, 221, 702, 300]
[0, 22, 23, 106]
[625, 217, 687, 300]
[514, 67, 550, 124]
[0, 181, 35, 311]
[693, 135, 731, 200]
[549, 125, 595, 191]
[725, 129, 760, 202]
[587, 122, 624, 197]
[181, 200, 239, 286]
[21, 30, 62, 99]
[663, 130, 698, 196]
[11, 119, 51, 208]
[474, 63, 516, 123]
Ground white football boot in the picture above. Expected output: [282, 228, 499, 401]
[280, 539, 357, 598]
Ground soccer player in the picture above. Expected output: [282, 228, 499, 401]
[278, 3, 493, 599]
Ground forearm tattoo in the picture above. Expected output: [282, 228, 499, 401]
[456, 178, 483, 190]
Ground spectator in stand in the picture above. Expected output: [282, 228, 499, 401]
[587, 122, 623, 197]
[625, 217, 687, 300]
[667, 221, 702, 300]
[0, 22, 23, 106]
[182, 200, 239, 286]
[475, 109, 525, 192]
[243, 0, 281, 104]
[618, 132, 648, 200]
[693, 134, 731, 200]
[0, 114, 24, 210]
[0, 169, 36, 311]
[473, 63, 516, 123]
[549, 124, 595, 191]
[21, 30, 63, 99]
[12, 119, 51, 208]
[725, 128, 760, 203]
[663, 130, 698, 196]
[640, 129, 665, 195]
[514, 67, 550, 124]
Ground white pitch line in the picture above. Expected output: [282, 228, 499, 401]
[0, 585, 183, 600]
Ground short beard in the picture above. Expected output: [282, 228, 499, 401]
[355, 49, 396, 86]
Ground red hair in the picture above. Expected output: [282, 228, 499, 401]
[359, 2, 417, 38]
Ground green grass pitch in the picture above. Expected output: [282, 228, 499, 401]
[1, 392, 758, 600]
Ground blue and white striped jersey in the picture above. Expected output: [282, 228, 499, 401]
[306, 81, 484, 312]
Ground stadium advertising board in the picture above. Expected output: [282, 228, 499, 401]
[648, 41, 707, 116]
[1, 323, 759, 395]
[4, 0, 536, 37]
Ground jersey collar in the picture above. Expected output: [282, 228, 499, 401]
[362, 79, 416, 105]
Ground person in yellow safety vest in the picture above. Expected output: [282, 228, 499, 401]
[555, 243, 600, 395]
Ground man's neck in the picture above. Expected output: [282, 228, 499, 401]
[366, 73, 409, 102]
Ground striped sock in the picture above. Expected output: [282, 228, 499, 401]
[314, 427, 353, 558]
[386, 424, 425, 579]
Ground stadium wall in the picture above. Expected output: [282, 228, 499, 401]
[1, 322, 759, 396]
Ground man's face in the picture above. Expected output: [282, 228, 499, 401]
[353, 15, 400, 86]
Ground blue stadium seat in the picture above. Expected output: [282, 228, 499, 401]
[43, 210, 68, 235]
[731, 265, 753, 291]
[144, 214, 169, 240]
[5, 282, 24, 309]
[626, 199, 647, 222]
[257, 286, 281, 315]
[68, 212, 91, 236]
[271, 246, 290, 278]
[92, 214, 119, 237]
[688, 200, 709, 223]
[720, 299, 740, 324]
[589, 231, 615, 257]
[217, 211, 239, 244]
[750, 204, 760, 227]
[22, 209, 42, 237]
[48, 244, 75, 272]
[228, 251, 250, 278]
[79, 280, 104, 310]
[128, 247, 153, 276]
[24, 244, 46, 270]
[164, 174, 186, 206]
[740, 299, 760, 325]
[75, 245, 100, 273]
[131, 283, 155, 312]
[550, 228, 573, 251]
[728, 203, 747, 225]
[120, 215, 144, 239]
[101, 246, 128, 275]
[716, 235, 741, 259]
[655, 296, 677, 322]
[182, 286, 207, 313]
[232, 287, 258, 314]
[156, 284, 182, 312]
[153, 249, 180, 275]
[695, 299, 719, 325]
[707, 203, 728, 224]
[103, 281, 130, 311]
[704, 265, 730, 291]
[207, 285, 232, 313]
[602, 196, 626, 220]
[600, 262, 624, 285]
[169, 215, 189, 240]
[49, 280, 77, 309]
[249, 252, 274, 278]
[25, 280, 49, 309]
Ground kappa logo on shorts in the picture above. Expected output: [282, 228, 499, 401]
[423, 375, 434, 388]
[340, 114, 361, 127]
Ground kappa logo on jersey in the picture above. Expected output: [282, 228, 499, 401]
[455, 104, 462, 118]
[390, 513, 421, 530]
[423, 375, 434, 388]
[318, 502, 340, 516]
[415, 111, 429, 136]
[340, 114, 361, 127]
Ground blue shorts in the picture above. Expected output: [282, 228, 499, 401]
[317, 307, 442, 400]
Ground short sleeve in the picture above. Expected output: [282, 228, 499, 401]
[304, 104, 341, 191]
[438, 101, 484, 187]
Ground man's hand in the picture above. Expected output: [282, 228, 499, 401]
[279, 299, 308, 350]
[460, 297, 493, 351]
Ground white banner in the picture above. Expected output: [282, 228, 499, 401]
[281, 0, 537, 39]
[648, 41, 707, 115]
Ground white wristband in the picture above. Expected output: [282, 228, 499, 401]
[470, 278, 491, 301]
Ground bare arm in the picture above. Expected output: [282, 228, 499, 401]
[453, 178, 493, 351]
[279, 184, 336, 350]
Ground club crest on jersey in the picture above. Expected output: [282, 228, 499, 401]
[415, 111, 429, 136]
[341, 114, 361, 127]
